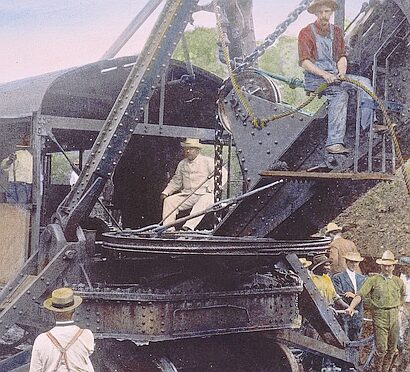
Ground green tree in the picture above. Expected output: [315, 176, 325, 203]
[258, 35, 324, 112]
[174, 28, 323, 112]
[173, 27, 227, 78]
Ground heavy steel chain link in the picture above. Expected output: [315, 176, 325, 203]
[234, 0, 315, 72]
[214, 0, 410, 195]
[214, 117, 225, 226]
[215, 0, 327, 129]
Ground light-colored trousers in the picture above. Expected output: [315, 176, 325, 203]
[162, 192, 214, 230]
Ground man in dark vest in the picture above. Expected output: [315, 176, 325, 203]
[298, 0, 377, 154]
[332, 251, 366, 340]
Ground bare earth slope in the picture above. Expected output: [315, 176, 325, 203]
[333, 161, 410, 258]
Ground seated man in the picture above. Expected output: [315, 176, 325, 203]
[298, 0, 377, 154]
[161, 138, 227, 231]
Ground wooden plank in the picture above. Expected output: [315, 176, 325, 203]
[260, 170, 395, 181]
[0, 204, 30, 284]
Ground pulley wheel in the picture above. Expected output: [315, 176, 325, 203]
[218, 69, 281, 133]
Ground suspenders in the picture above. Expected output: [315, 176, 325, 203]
[46, 328, 84, 371]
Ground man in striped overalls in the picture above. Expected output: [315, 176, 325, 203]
[298, 0, 376, 155]
[29, 288, 95, 371]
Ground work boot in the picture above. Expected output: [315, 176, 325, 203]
[373, 351, 385, 372]
[325, 144, 350, 154]
[382, 350, 399, 372]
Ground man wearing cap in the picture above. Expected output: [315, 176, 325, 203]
[161, 138, 227, 231]
[324, 222, 361, 274]
[298, 0, 377, 155]
[310, 254, 349, 309]
[346, 250, 406, 372]
[1, 136, 33, 204]
[29, 287, 95, 372]
[332, 252, 366, 340]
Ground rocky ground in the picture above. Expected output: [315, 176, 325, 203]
[333, 161, 410, 259]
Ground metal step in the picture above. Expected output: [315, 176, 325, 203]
[260, 170, 394, 182]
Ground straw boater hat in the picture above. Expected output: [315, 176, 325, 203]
[181, 138, 202, 149]
[299, 257, 313, 268]
[43, 288, 83, 313]
[324, 222, 342, 235]
[311, 254, 332, 271]
[376, 250, 398, 265]
[343, 252, 364, 262]
[307, 0, 339, 14]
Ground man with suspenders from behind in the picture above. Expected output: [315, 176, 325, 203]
[29, 288, 95, 371]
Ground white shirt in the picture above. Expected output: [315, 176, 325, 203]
[400, 273, 410, 303]
[163, 154, 227, 196]
[70, 171, 79, 187]
[29, 324, 95, 372]
[1, 149, 33, 183]
[346, 267, 357, 293]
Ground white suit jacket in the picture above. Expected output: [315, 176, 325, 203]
[163, 154, 227, 196]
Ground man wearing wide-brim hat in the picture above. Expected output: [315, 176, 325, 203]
[347, 250, 406, 372]
[310, 254, 349, 310]
[161, 138, 227, 231]
[298, 0, 378, 155]
[299, 257, 313, 269]
[29, 287, 95, 372]
[332, 252, 366, 340]
[323, 222, 362, 275]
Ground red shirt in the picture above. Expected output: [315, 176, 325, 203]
[298, 21, 346, 66]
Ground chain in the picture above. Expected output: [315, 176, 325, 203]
[214, 117, 225, 226]
[215, 2, 327, 129]
[234, 0, 315, 72]
[215, 1, 410, 194]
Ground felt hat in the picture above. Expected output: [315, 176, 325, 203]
[43, 288, 82, 313]
[308, 0, 338, 14]
[16, 135, 30, 148]
[299, 257, 313, 268]
[181, 138, 202, 149]
[343, 252, 364, 262]
[324, 222, 342, 235]
[376, 250, 398, 265]
[311, 254, 332, 271]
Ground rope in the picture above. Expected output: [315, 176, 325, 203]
[215, 4, 409, 195]
[340, 76, 410, 195]
[214, 2, 327, 129]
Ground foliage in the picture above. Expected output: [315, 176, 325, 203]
[258, 35, 324, 112]
[174, 28, 324, 112]
[51, 152, 78, 185]
[173, 27, 228, 78]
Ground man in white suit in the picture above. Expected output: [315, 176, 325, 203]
[161, 138, 227, 231]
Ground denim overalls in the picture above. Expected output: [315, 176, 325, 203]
[304, 23, 374, 147]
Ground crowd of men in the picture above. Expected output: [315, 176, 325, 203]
[300, 222, 409, 372]
[2, 0, 408, 371]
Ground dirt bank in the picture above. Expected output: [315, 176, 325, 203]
[333, 161, 410, 259]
